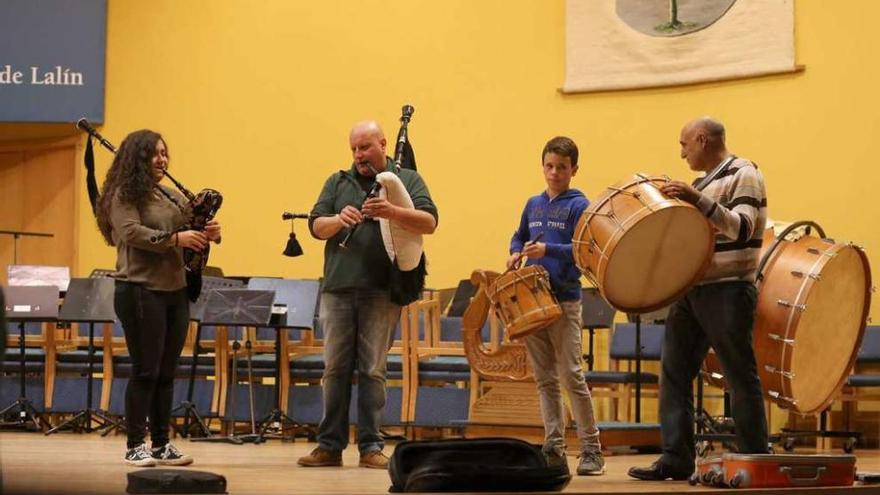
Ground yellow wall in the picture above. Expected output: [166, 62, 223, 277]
[78, 0, 879, 323]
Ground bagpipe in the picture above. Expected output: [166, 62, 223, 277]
[77, 119, 223, 299]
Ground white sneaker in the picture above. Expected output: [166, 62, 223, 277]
[125, 444, 157, 467]
[152, 442, 193, 466]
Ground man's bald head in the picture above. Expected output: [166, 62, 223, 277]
[349, 120, 388, 176]
[350, 120, 386, 142]
[684, 117, 726, 149]
[679, 116, 729, 172]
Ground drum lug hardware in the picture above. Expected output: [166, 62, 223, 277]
[584, 272, 599, 289]
[791, 270, 821, 281]
[807, 247, 821, 255]
[777, 299, 806, 311]
[765, 365, 794, 379]
[768, 390, 797, 405]
[768, 333, 795, 345]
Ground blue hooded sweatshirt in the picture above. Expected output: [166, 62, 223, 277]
[509, 188, 589, 302]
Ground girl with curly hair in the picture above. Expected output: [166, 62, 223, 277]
[96, 129, 221, 467]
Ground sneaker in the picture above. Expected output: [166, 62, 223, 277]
[298, 447, 342, 467]
[358, 450, 389, 469]
[125, 444, 157, 467]
[577, 449, 605, 475]
[152, 443, 193, 466]
[543, 447, 568, 468]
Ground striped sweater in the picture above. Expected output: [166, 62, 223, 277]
[693, 156, 768, 284]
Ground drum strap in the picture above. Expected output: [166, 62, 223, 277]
[695, 155, 737, 191]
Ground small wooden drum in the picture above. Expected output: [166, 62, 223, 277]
[487, 265, 562, 340]
[702, 221, 872, 414]
[573, 174, 714, 313]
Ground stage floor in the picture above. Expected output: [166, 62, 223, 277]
[2, 432, 880, 494]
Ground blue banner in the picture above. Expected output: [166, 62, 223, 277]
[0, 0, 106, 123]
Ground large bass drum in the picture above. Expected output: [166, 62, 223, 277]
[703, 221, 872, 414]
[573, 174, 714, 313]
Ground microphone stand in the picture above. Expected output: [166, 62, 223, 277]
[0, 230, 54, 265]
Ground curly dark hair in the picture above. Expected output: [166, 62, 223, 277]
[96, 129, 167, 245]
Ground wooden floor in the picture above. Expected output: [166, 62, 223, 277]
[2, 431, 880, 494]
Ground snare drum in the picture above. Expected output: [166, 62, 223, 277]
[573, 174, 714, 313]
[487, 265, 562, 340]
[702, 222, 872, 414]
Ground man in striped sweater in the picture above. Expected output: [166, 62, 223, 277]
[629, 117, 769, 481]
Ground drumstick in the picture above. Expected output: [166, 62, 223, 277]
[505, 232, 545, 274]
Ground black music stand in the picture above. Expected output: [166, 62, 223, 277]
[0, 286, 58, 431]
[622, 312, 650, 424]
[581, 288, 615, 371]
[447, 279, 477, 318]
[247, 278, 320, 442]
[88, 268, 116, 279]
[46, 278, 122, 434]
[632, 314, 646, 423]
[172, 276, 244, 438]
[191, 289, 274, 445]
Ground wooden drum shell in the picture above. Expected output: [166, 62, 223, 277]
[488, 265, 562, 340]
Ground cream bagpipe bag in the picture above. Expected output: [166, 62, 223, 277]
[376, 171, 427, 306]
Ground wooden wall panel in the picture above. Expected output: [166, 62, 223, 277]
[0, 138, 78, 286]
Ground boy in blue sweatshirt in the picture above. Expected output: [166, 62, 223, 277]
[508, 136, 604, 475]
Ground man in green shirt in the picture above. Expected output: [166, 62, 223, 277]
[298, 120, 437, 469]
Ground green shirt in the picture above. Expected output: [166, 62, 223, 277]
[309, 158, 438, 292]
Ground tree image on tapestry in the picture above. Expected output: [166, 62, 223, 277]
[655, 0, 696, 33]
[616, 0, 737, 37]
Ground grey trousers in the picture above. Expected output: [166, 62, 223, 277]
[525, 300, 601, 454]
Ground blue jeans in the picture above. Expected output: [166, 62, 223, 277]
[316, 289, 400, 454]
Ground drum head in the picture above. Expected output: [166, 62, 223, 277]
[604, 205, 712, 312]
[789, 245, 869, 414]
